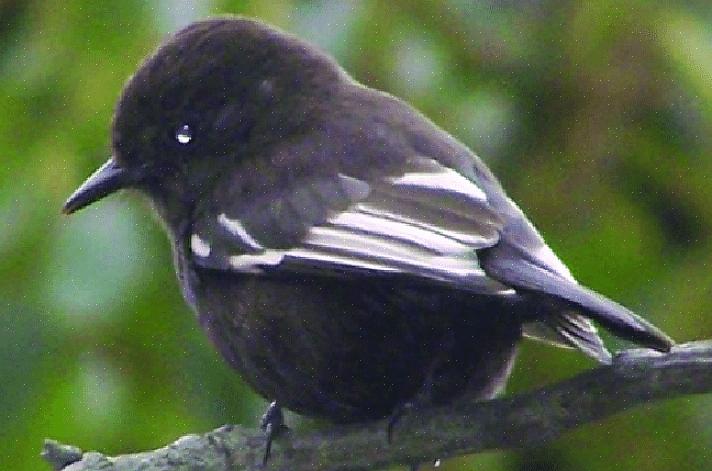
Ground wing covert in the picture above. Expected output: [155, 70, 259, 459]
[190, 156, 513, 294]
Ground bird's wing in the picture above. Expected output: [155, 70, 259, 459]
[189, 155, 513, 295]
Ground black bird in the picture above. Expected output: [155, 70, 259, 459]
[63, 17, 673, 454]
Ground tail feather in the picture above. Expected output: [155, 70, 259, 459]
[485, 249, 674, 353]
[524, 312, 612, 364]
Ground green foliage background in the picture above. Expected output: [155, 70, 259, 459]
[1, 1, 711, 469]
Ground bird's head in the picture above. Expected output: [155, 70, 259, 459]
[63, 17, 344, 227]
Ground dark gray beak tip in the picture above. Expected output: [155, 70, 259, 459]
[63, 159, 130, 215]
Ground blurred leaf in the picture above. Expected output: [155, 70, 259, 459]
[47, 201, 150, 323]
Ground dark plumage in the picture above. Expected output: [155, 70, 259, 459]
[64, 17, 673, 431]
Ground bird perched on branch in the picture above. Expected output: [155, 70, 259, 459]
[63, 17, 673, 459]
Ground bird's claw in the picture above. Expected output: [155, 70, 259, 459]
[260, 401, 286, 465]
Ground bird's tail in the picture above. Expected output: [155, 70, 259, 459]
[522, 311, 613, 363]
[483, 247, 674, 360]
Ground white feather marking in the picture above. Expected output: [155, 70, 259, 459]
[327, 211, 469, 254]
[225, 225, 485, 279]
[218, 214, 263, 250]
[227, 247, 400, 274]
[222, 226, 486, 277]
[304, 226, 484, 277]
[290, 246, 484, 278]
[224, 241, 512, 293]
[307, 226, 439, 260]
[286, 248, 401, 273]
[355, 203, 492, 246]
[228, 250, 285, 272]
[388, 165, 487, 202]
[190, 234, 211, 258]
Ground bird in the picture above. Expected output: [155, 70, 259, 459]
[63, 16, 673, 459]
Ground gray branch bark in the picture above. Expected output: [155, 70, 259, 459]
[43, 340, 712, 471]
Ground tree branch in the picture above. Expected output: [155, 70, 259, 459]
[43, 340, 712, 471]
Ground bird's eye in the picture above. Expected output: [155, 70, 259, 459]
[175, 124, 193, 145]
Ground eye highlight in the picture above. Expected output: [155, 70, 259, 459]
[175, 124, 193, 145]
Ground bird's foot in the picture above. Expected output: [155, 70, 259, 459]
[387, 400, 415, 444]
[260, 401, 287, 465]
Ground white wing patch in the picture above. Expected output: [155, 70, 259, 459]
[199, 217, 487, 281]
[192, 158, 513, 294]
[190, 234, 211, 258]
[303, 225, 485, 276]
[354, 204, 492, 246]
[388, 166, 487, 202]
[228, 251, 285, 274]
[326, 211, 469, 255]
[285, 248, 403, 274]
[218, 213, 264, 250]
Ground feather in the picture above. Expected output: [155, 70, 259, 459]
[191, 157, 512, 295]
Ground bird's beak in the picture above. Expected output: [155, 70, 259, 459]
[62, 158, 132, 214]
